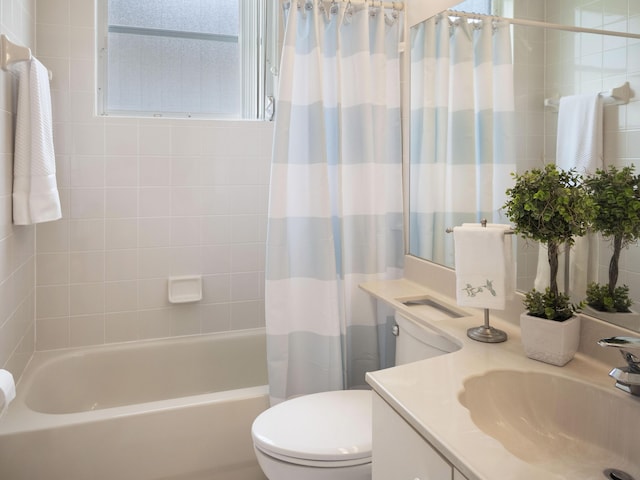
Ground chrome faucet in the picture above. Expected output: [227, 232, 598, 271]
[598, 336, 640, 396]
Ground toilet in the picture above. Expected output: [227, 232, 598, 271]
[251, 312, 459, 479]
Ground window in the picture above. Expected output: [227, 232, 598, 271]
[451, 0, 492, 15]
[97, 0, 278, 119]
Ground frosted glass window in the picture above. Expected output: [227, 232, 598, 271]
[99, 0, 277, 119]
[451, 0, 492, 14]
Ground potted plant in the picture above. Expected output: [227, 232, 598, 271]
[503, 164, 594, 366]
[584, 165, 640, 314]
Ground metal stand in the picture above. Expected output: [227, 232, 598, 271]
[467, 308, 508, 343]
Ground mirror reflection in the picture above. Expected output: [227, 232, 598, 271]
[409, 0, 640, 331]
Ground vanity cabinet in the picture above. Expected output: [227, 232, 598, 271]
[372, 392, 468, 480]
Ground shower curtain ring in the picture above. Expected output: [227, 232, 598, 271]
[369, 0, 377, 17]
[344, 0, 353, 16]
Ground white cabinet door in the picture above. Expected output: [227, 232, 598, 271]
[372, 393, 453, 480]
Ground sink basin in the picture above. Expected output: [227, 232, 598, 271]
[458, 370, 640, 479]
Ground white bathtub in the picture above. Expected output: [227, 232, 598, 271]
[0, 328, 269, 480]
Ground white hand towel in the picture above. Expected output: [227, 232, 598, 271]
[12, 58, 61, 225]
[535, 94, 603, 296]
[454, 224, 514, 310]
[556, 93, 603, 173]
[0, 369, 16, 417]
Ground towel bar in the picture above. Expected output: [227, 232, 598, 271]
[445, 219, 515, 234]
[544, 81, 632, 110]
[0, 34, 53, 80]
[1, 34, 31, 70]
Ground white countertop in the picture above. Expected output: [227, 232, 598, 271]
[362, 278, 635, 480]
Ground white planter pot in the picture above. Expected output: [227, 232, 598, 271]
[519, 313, 581, 366]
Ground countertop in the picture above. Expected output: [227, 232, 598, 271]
[362, 277, 636, 480]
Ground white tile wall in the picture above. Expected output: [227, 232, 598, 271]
[0, 0, 36, 377]
[34, 0, 273, 350]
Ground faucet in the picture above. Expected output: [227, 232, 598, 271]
[598, 336, 640, 396]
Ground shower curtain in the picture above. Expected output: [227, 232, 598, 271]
[409, 15, 516, 266]
[265, 0, 404, 404]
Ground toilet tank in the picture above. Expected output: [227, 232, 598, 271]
[394, 313, 460, 366]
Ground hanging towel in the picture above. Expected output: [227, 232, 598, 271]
[0, 369, 16, 417]
[454, 224, 514, 310]
[12, 58, 61, 225]
[556, 93, 603, 173]
[535, 94, 603, 296]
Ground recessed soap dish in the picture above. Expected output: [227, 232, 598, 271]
[168, 275, 202, 304]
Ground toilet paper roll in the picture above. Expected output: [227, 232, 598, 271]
[0, 369, 16, 416]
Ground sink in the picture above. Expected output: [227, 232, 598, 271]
[458, 370, 640, 479]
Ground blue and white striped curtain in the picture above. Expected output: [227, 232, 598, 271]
[409, 15, 516, 267]
[265, 0, 404, 404]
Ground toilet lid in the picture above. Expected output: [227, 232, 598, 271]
[252, 390, 372, 463]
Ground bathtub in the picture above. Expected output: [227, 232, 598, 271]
[0, 328, 269, 480]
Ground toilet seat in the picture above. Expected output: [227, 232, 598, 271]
[252, 390, 372, 468]
[254, 447, 370, 468]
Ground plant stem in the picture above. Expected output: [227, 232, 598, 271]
[548, 241, 559, 298]
[609, 234, 622, 296]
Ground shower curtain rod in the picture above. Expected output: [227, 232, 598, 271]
[442, 9, 640, 40]
[351, 0, 404, 9]
[292, 0, 404, 10]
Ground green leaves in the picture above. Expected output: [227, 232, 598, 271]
[523, 288, 579, 322]
[505, 163, 639, 317]
[586, 282, 632, 313]
[503, 164, 594, 247]
[584, 165, 640, 300]
[584, 165, 640, 249]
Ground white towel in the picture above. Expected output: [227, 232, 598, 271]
[0, 369, 16, 417]
[12, 58, 61, 225]
[534, 94, 603, 297]
[454, 224, 514, 310]
[556, 93, 603, 173]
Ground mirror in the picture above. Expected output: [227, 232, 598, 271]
[409, 0, 640, 332]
